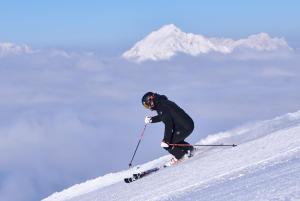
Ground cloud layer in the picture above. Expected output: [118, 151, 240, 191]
[122, 24, 292, 62]
[0, 41, 300, 201]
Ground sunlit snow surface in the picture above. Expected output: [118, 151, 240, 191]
[43, 111, 300, 201]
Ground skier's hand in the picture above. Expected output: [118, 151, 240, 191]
[144, 116, 152, 124]
[160, 141, 169, 148]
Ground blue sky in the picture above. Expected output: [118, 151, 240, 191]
[1, 0, 299, 49]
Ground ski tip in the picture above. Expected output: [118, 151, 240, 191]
[232, 144, 237, 147]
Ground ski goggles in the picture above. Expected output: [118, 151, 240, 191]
[142, 101, 151, 109]
[142, 95, 155, 109]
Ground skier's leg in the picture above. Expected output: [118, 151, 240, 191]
[172, 129, 194, 153]
[163, 146, 186, 160]
[164, 128, 194, 160]
[172, 128, 193, 144]
[176, 140, 194, 152]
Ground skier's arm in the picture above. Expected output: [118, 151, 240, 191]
[151, 115, 162, 123]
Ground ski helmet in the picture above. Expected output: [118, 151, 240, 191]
[142, 92, 155, 109]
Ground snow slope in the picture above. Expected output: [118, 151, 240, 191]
[43, 110, 300, 201]
[122, 24, 292, 62]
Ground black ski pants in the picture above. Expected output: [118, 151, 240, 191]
[164, 128, 193, 159]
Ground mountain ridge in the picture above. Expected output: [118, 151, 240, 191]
[122, 24, 292, 62]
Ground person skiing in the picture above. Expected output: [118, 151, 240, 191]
[142, 92, 194, 165]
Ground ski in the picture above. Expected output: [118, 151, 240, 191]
[124, 167, 160, 183]
[124, 152, 195, 183]
[124, 143, 236, 183]
[124, 148, 200, 183]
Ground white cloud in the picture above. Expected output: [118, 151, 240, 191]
[122, 24, 293, 62]
[0, 42, 34, 57]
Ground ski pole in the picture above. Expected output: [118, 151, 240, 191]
[128, 124, 147, 168]
[168, 143, 237, 147]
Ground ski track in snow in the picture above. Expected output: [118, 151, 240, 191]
[43, 111, 300, 201]
[174, 152, 300, 201]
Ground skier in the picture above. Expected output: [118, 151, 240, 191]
[142, 92, 194, 166]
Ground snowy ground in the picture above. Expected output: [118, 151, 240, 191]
[43, 111, 300, 201]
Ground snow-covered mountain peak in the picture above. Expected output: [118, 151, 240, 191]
[154, 24, 182, 36]
[141, 24, 187, 48]
[122, 25, 292, 62]
[122, 24, 212, 62]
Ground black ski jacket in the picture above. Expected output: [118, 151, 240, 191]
[151, 94, 194, 143]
